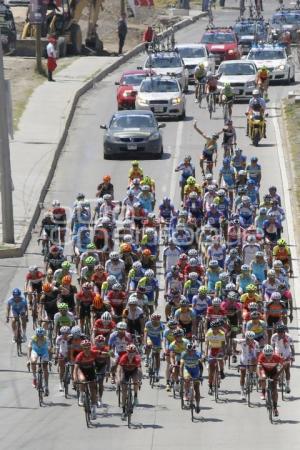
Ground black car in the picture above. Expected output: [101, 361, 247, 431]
[234, 20, 268, 54]
[0, 4, 16, 55]
[100, 110, 165, 160]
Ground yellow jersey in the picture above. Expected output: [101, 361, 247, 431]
[205, 329, 225, 349]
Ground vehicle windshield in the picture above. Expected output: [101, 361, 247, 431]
[272, 14, 300, 25]
[219, 63, 256, 75]
[110, 115, 155, 129]
[121, 74, 146, 86]
[145, 56, 182, 68]
[248, 50, 285, 60]
[234, 23, 264, 35]
[140, 79, 179, 93]
[201, 33, 236, 44]
[177, 47, 206, 58]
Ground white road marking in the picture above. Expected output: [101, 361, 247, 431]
[169, 121, 184, 201]
[273, 114, 300, 340]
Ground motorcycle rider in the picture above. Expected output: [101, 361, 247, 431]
[246, 89, 266, 138]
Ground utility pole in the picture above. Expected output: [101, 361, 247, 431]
[35, 22, 44, 75]
[0, 41, 15, 244]
[120, 0, 126, 16]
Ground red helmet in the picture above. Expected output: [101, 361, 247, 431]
[103, 175, 111, 182]
[126, 344, 137, 353]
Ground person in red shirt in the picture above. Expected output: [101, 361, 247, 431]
[92, 334, 111, 407]
[117, 344, 142, 420]
[24, 265, 45, 307]
[107, 283, 127, 322]
[176, 253, 189, 274]
[91, 265, 107, 293]
[93, 311, 116, 341]
[76, 282, 96, 330]
[143, 25, 154, 52]
[257, 344, 285, 416]
[183, 258, 205, 281]
[206, 297, 226, 331]
[50, 200, 67, 244]
[74, 340, 98, 420]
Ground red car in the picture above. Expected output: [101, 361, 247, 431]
[201, 27, 241, 66]
[116, 70, 152, 110]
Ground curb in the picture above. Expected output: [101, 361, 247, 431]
[1, 11, 207, 259]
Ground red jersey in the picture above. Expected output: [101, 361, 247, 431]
[184, 264, 205, 279]
[93, 319, 116, 337]
[107, 291, 127, 308]
[75, 350, 98, 369]
[119, 353, 141, 371]
[258, 353, 283, 371]
[206, 306, 226, 321]
[76, 291, 95, 306]
[91, 271, 107, 287]
[52, 207, 66, 221]
[26, 271, 44, 284]
[91, 345, 110, 363]
[143, 28, 154, 42]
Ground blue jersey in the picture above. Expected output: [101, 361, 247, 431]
[7, 297, 27, 316]
[30, 336, 50, 357]
[220, 166, 235, 187]
[181, 350, 202, 368]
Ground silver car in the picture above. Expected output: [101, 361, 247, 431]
[175, 44, 215, 83]
[217, 60, 257, 99]
[143, 51, 189, 92]
[135, 76, 186, 120]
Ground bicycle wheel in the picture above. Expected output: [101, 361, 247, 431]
[214, 368, 219, 402]
[84, 318, 91, 339]
[180, 380, 184, 409]
[246, 373, 251, 407]
[280, 372, 285, 401]
[127, 384, 133, 428]
[38, 370, 44, 407]
[190, 400, 194, 422]
[267, 387, 273, 424]
[223, 103, 228, 124]
[64, 366, 70, 399]
[209, 95, 213, 119]
[84, 389, 91, 428]
[16, 321, 22, 356]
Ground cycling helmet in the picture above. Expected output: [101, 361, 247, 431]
[131, 160, 139, 167]
[263, 345, 273, 356]
[180, 297, 190, 306]
[82, 282, 93, 290]
[145, 227, 155, 236]
[132, 261, 142, 270]
[85, 256, 96, 266]
[128, 298, 138, 306]
[127, 344, 137, 353]
[241, 264, 250, 272]
[71, 325, 81, 336]
[106, 275, 117, 285]
[210, 321, 219, 329]
[209, 260, 219, 268]
[188, 271, 198, 281]
[179, 253, 188, 260]
[112, 283, 122, 291]
[57, 302, 68, 311]
[255, 251, 264, 258]
[212, 297, 222, 306]
[276, 323, 287, 333]
[173, 328, 184, 337]
[246, 284, 257, 293]
[92, 294, 103, 309]
[142, 249, 152, 256]
[109, 251, 119, 260]
[250, 311, 260, 319]
[219, 272, 229, 282]
[120, 243, 132, 253]
[223, 157, 230, 165]
[35, 327, 46, 337]
[151, 313, 161, 321]
[87, 243, 96, 250]
[116, 322, 127, 330]
[167, 319, 178, 328]
[61, 261, 71, 270]
[259, 207, 267, 215]
[271, 291, 281, 300]
[229, 248, 238, 256]
[189, 191, 198, 199]
[273, 260, 283, 268]
[228, 291, 237, 300]
[12, 288, 22, 297]
[217, 189, 225, 197]
[249, 302, 258, 310]
[95, 334, 106, 343]
[277, 239, 286, 246]
[187, 176, 196, 185]
[225, 282, 236, 291]
[186, 342, 196, 351]
[42, 282, 53, 292]
[50, 245, 59, 253]
[62, 275, 72, 285]
[252, 89, 259, 96]
[123, 235, 133, 244]
[199, 286, 208, 295]
[28, 265, 38, 273]
[267, 269, 276, 277]
[101, 312, 112, 323]
[60, 326, 70, 335]
[81, 340, 91, 348]
[145, 269, 155, 279]
[245, 331, 255, 340]
[189, 258, 198, 267]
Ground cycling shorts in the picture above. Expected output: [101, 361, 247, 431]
[31, 350, 49, 362]
[147, 336, 162, 348]
[202, 151, 213, 162]
[79, 304, 91, 319]
[80, 367, 96, 382]
[267, 316, 282, 327]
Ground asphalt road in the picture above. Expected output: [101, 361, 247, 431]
[1, 1, 300, 449]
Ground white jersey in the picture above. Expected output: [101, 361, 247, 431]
[236, 338, 259, 365]
[271, 333, 293, 359]
[163, 246, 181, 272]
[105, 259, 125, 277]
[56, 335, 69, 357]
[242, 243, 261, 266]
[126, 306, 144, 320]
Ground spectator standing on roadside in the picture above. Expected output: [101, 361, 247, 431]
[46, 35, 57, 82]
[143, 25, 154, 52]
[118, 13, 127, 55]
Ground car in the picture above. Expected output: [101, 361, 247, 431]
[142, 51, 189, 92]
[115, 70, 152, 110]
[246, 44, 295, 83]
[101, 110, 165, 159]
[201, 27, 241, 65]
[175, 44, 215, 83]
[270, 9, 300, 42]
[135, 75, 186, 120]
[0, 2, 16, 55]
[217, 60, 257, 99]
[233, 19, 268, 55]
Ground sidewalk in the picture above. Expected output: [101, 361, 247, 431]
[0, 9, 206, 256]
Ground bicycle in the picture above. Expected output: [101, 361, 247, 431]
[148, 346, 160, 387]
[243, 364, 257, 407]
[207, 92, 216, 119]
[28, 357, 46, 407]
[197, 82, 206, 108]
[63, 362, 74, 398]
[188, 377, 202, 421]
[265, 377, 274, 423]
[222, 98, 234, 124]
[83, 315, 91, 338]
[76, 381, 94, 428]
[195, 316, 206, 352]
[124, 379, 135, 428]
[209, 357, 223, 402]
[9, 315, 24, 356]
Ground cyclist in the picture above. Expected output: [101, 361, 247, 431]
[138, 269, 159, 314]
[93, 311, 116, 341]
[175, 156, 196, 200]
[163, 319, 178, 391]
[105, 252, 125, 284]
[193, 121, 222, 176]
[122, 297, 144, 337]
[204, 71, 219, 103]
[54, 303, 75, 337]
[109, 322, 132, 384]
[169, 328, 189, 387]
[45, 245, 65, 273]
[24, 265, 45, 309]
[256, 65, 269, 99]
[257, 344, 285, 416]
[273, 239, 293, 275]
[222, 120, 236, 156]
[246, 310, 267, 347]
[205, 320, 226, 395]
[6, 288, 28, 343]
[117, 344, 142, 420]
[55, 325, 71, 392]
[174, 297, 197, 338]
[264, 291, 287, 341]
[218, 158, 235, 205]
[144, 313, 164, 380]
[247, 156, 262, 187]
[163, 239, 182, 274]
[53, 260, 71, 286]
[246, 89, 266, 138]
[194, 63, 207, 102]
[74, 339, 98, 420]
[180, 342, 203, 411]
[28, 327, 51, 395]
[96, 174, 114, 199]
[235, 331, 259, 400]
[219, 82, 235, 120]
[50, 200, 67, 245]
[40, 283, 59, 327]
[128, 161, 143, 184]
[92, 334, 111, 407]
[271, 323, 294, 394]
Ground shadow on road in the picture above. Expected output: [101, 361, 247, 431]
[200, 417, 223, 422]
[0, 405, 37, 410]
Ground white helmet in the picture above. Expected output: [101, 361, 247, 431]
[263, 345, 273, 356]
[116, 322, 127, 330]
[101, 312, 112, 323]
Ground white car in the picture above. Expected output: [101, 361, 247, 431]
[217, 60, 257, 99]
[135, 76, 186, 120]
[246, 45, 295, 84]
[143, 51, 189, 92]
[175, 44, 215, 83]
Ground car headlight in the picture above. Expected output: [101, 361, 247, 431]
[171, 97, 182, 105]
[137, 97, 149, 105]
[123, 90, 134, 97]
[149, 131, 160, 141]
[245, 81, 255, 88]
[108, 134, 122, 143]
[276, 64, 285, 71]
[228, 49, 237, 55]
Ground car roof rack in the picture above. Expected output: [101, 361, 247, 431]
[205, 25, 234, 32]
